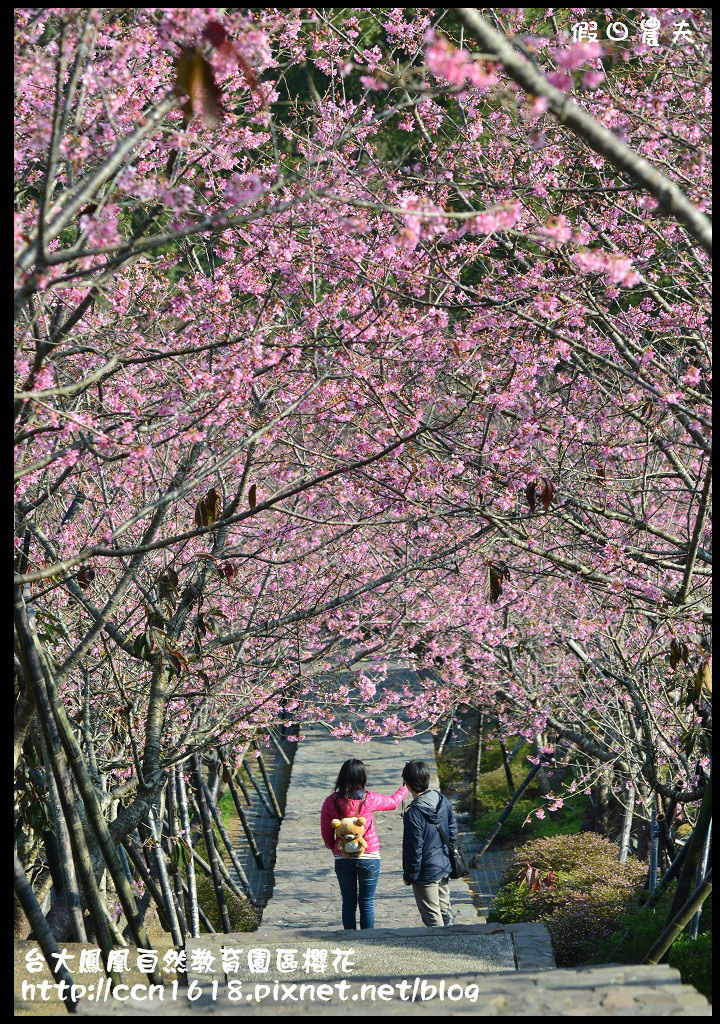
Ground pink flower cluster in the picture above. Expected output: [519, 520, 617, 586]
[425, 31, 497, 91]
[571, 250, 642, 287]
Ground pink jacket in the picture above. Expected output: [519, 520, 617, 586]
[321, 787, 408, 856]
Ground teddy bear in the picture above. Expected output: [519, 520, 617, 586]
[331, 815, 368, 858]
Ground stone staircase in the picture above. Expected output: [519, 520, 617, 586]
[19, 675, 714, 1016]
[70, 924, 710, 1015]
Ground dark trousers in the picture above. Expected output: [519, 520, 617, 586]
[334, 857, 381, 929]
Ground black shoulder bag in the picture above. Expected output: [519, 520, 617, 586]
[431, 796, 468, 880]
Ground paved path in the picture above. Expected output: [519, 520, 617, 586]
[225, 734, 295, 906]
[74, 957, 711, 1015]
[261, 722, 478, 931]
[455, 827, 515, 917]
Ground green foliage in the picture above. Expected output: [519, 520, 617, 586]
[592, 886, 675, 962]
[489, 832, 647, 966]
[190, 839, 258, 932]
[471, 763, 543, 843]
[592, 884, 711, 1001]
[668, 932, 712, 1002]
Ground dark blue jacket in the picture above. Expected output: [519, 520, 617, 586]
[402, 790, 458, 884]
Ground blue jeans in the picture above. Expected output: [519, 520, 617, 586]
[334, 857, 381, 929]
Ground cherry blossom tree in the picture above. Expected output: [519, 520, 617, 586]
[15, 7, 710, 945]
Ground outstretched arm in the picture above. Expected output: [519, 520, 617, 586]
[368, 785, 408, 811]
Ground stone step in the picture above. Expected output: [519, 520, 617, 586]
[73, 960, 711, 1015]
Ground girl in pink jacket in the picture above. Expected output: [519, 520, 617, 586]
[320, 758, 407, 930]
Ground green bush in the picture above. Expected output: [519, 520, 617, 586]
[592, 888, 675, 965]
[592, 885, 712, 1002]
[488, 832, 647, 966]
[668, 932, 712, 1002]
[500, 831, 645, 883]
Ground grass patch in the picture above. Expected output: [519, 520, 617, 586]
[668, 932, 712, 1002]
[437, 734, 524, 794]
[187, 839, 258, 932]
[591, 886, 712, 1002]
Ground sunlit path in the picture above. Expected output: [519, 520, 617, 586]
[261, 719, 478, 931]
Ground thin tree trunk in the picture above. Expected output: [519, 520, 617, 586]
[666, 775, 712, 923]
[14, 852, 78, 1013]
[500, 740, 515, 795]
[471, 711, 483, 818]
[192, 754, 232, 932]
[39, 730, 87, 942]
[618, 784, 635, 862]
[218, 749, 264, 869]
[242, 757, 277, 817]
[234, 767, 252, 805]
[190, 845, 250, 906]
[689, 819, 712, 939]
[643, 837, 689, 908]
[648, 806, 659, 896]
[437, 714, 453, 756]
[122, 837, 171, 933]
[147, 808, 183, 945]
[165, 766, 189, 937]
[197, 771, 256, 902]
[533, 732, 551, 797]
[659, 798, 678, 862]
[267, 732, 292, 766]
[176, 763, 200, 938]
[643, 869, 712, 964]
[252, 740, 284, 819]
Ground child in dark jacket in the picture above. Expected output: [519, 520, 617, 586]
[401, 759, 457, 927]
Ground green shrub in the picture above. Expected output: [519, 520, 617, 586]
[488, 832, 647, 967]
[591, 886, 711, 1001]
[500, 831, 645, 884]
[668, 932, 712, 1002]
[592, 888, 675, 965]
[489, 879, 537, 924]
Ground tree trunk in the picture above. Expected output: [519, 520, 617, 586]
[14, 852, 78, 1013]
[618, 784, 635, 862]
[643, 869, 712, 964]
[666, 775, 712, 924]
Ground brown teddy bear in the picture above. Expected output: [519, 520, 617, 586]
[331, 815, 368, 858]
